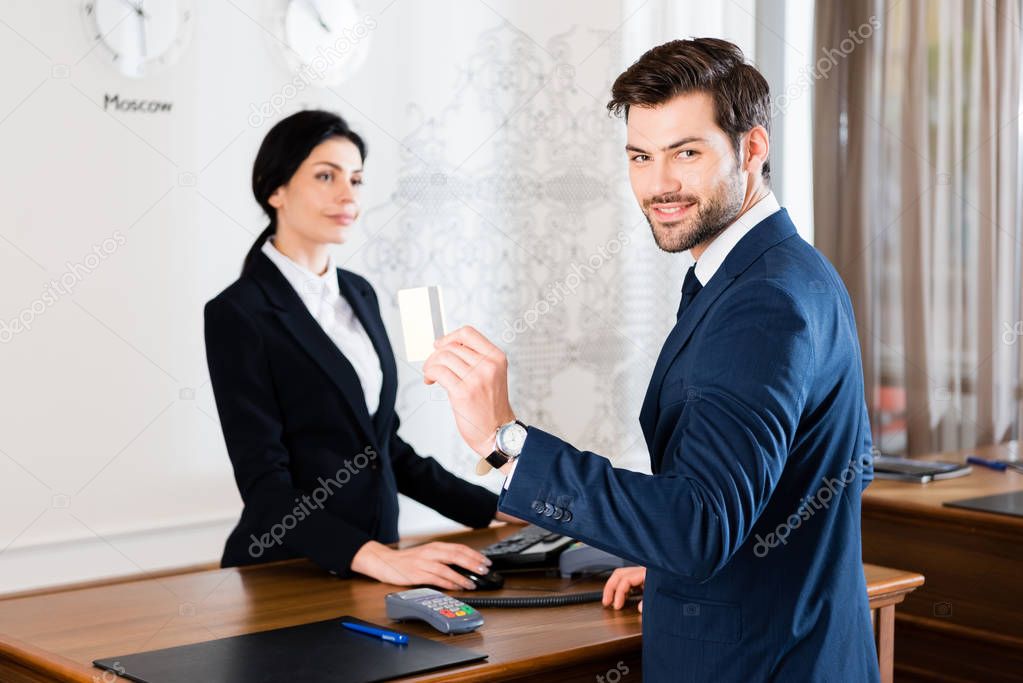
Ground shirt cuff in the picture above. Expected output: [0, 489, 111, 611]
[502, 459, 519, 490]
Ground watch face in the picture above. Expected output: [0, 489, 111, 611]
[497, 423, 528, 457]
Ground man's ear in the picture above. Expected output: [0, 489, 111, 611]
[744, 125, 770, 177]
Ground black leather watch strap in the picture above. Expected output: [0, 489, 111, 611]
[485, 449, 511, 470]
[483, 420, 528, 472]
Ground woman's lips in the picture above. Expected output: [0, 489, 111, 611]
[327, 213, 357, 225]
[650, 202, 696, 222]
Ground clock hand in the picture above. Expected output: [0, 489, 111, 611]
[138, 0, 147, 57]
[299, 0, 332, 33]
[117, 0, 148, 19]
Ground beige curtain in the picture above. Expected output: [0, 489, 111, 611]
[814, 0, 1023, 456]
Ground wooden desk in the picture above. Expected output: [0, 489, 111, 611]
[862, 441, 1023, 682]
[0, 525, 921, 683]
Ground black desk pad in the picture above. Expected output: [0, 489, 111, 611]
[93, 616, 486, 683]
[944, 490, 1023, 519]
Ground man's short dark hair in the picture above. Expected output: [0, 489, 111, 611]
[608, 38, 771, 181]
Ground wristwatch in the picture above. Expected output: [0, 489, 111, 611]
[476, 420, 528, 474]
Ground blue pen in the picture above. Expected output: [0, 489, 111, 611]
[966, 455, 1007, 472]
[341, 621, 409, 644]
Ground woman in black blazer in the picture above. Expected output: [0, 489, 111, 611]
[204, 110, 506, 591]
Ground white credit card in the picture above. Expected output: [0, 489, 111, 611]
[397, 286, 447, 362]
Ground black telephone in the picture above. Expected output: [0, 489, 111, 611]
[456, 525, 636, 609]
[480, 524, 577, 571]
[481, 525, 633, 577]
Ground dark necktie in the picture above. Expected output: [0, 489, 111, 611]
[676, 265, 703, 320]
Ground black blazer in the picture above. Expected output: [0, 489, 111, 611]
[204, 251, 498, 576]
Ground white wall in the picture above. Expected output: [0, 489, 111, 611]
[0, 0, 809, 593]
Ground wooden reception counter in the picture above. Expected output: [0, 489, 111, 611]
[0, 525, 922, 682]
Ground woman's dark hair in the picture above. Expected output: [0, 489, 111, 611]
[242, 110, 367, 275]
[607, 38, 771, 181]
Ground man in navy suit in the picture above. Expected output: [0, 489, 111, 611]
[424, 38, 878, 682]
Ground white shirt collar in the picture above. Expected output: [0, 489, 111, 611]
[261, 237, 340, 299]
[693, 192, 781, 286]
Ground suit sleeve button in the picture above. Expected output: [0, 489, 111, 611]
[543, 503, 554, 517]
[562, 511, 573, 523]
[552, 507, 563, 520]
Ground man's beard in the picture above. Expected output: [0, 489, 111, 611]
[643, 172, 745, 254]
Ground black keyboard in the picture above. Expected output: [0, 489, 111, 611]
[481, 525, 577, 571]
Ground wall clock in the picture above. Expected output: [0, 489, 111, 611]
[274, 0, 373, 86]
[80, 0, 195, 78]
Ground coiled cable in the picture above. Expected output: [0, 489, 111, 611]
[460, 591, 625, 608]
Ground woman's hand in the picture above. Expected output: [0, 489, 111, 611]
[602, 566, 646, 613]
[350, 540, 492, 591]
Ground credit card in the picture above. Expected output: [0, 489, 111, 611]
[397, 286, 447, 362]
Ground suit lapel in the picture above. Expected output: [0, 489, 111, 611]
[251, 253, 383, 450]
[638, 269, 736, 448]
[337, 270, 397, 444]
[638, 210, 798, 450]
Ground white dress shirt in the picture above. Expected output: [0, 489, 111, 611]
[693, 192, 780, 286]
[261, 238, 383, 416]
[502, 192, 782, 490]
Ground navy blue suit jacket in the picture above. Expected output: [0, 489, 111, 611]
[205, 252, 497, 576]
[499, 210, 879, 682]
